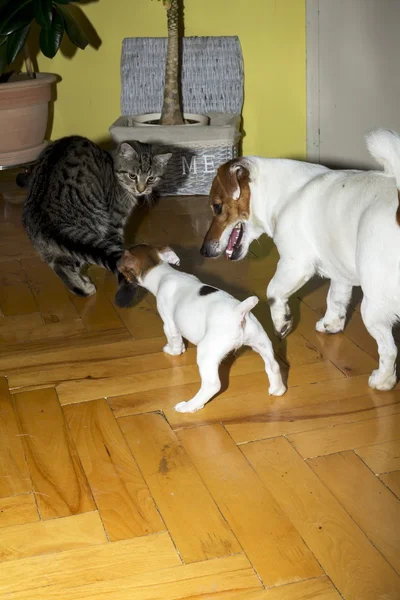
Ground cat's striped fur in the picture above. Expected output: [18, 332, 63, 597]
[22, 135, 171, 304]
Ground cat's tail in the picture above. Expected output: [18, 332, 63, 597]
[57, 236, 122, 274]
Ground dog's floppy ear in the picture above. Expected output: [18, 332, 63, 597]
[118, 249, 140, 282]
[219, 162, 248, 201]
[158, 246, 180, 266]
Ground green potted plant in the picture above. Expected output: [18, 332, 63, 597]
[132, 0, 207, 127]
[0, 0, 95, 167]
[110, 0, 243, 195]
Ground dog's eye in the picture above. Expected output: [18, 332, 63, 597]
[213, 204, 222, 215]
[129, 173, 138, 181]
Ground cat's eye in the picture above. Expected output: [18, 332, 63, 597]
[147, 176, 156, 183]
[213, 204, 222, 215]
[129, 173, 137, 181]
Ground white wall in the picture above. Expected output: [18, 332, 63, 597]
[307, 0, 400, 169]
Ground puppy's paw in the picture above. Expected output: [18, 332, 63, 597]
[163, 343, 185, 356]
[368, 369, 397, 391]
[269, 383, 287, 396]
[316, 317, 344, 334]
[174, 401, 204, 413]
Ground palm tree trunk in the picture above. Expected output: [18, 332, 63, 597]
[160, 0, 184, 125]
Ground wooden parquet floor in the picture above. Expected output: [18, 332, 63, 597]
[0, 178, 400, 599]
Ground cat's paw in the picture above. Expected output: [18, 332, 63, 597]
[72, 282, 96, 297]
[84, 282, 96, 296]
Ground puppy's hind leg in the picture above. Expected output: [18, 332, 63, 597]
[244, 315, 286, 396]
[267, 259, 314, 338]
[175, 337, 231, 413]
[361, 297, 398, 391]
[316, 280, 352, 334]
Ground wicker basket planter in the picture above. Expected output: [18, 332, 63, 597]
[109, 36, 244, 196]
[111, 112, 241, 195]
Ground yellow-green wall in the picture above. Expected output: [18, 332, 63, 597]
[38, 0, 306, 158]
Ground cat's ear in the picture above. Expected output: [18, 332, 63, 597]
[119, 142, 138, 160]
[158, 246, 180, 266]
[118, 249, 140, 281]
[154, 153, 172, 170]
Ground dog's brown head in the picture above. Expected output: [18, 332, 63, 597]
[200, 159, 252, 260]
[118, 244, 180, 285]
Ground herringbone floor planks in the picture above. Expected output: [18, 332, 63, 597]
[0, 181, 399, 599]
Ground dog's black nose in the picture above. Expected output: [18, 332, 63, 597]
[200, 244, 209, 257]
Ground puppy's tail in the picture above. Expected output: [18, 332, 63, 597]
[365, 129, 400, 225]
[236, 296, 259, 324]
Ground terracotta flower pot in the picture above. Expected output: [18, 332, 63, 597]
[0, 73, 57, 167]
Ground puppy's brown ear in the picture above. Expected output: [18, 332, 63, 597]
[118, 249, 140, 282]
[158, 246, 180, 265]
[218, 161, 249, 200]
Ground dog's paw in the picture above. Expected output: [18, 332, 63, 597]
[274, 317, 293, 340]
[316, 317, 344, 334]
[269, 383, 287, 396]
[174, 401, 204, 413]
[163, 343, 185, 356]
[368, 369, 397, 391]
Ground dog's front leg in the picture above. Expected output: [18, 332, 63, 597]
[267, 260, 314, 338]
[162, 322, 186, 356]
[316, 280, 352, 334]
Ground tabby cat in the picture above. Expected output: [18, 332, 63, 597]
[22, 135, 171, 305]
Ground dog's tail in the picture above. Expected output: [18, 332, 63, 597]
[236, 296, 259, 324]
[365, 129, 400, 225]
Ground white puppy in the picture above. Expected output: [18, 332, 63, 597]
[118, 244, 286, 413]
[201, 129, 400, 391]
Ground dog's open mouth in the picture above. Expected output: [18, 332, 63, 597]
[225, 222, 244, 260]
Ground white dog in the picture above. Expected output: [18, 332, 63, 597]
[118, 244, 286, 412]
[201, 129, 400, 391]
